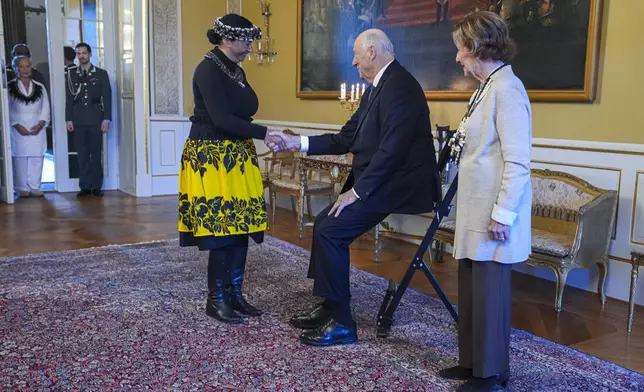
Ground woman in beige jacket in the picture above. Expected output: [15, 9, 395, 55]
[439, 11, 532, 392]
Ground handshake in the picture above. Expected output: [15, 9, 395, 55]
[264, 127, 302, 153]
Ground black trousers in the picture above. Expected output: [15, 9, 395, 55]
[458, 258, 513, 378]
[74, 125, 103, 190]
[307, 202, 387, 303]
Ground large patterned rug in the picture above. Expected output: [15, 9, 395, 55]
[1, 237, 642, 391]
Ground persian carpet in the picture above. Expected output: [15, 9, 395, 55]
[1, 237, 642, 391]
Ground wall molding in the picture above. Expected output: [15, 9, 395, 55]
[227, 0, 241, 15]
[254, 119, 644, 155]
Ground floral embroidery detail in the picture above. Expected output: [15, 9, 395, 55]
[178, 194, 267, 235]
[181, 139, 259, 177]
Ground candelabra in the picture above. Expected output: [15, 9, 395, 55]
[250, 0, 277, 64]
[338, 82, 365, 116]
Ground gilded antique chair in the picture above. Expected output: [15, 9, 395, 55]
[433, 169, 618, 312]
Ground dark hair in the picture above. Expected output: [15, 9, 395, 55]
[75, 42, 92, 53]
[11, 43, 30, 57]
[64, 46, 76, 61]
[207, 13, 257, 45]
[452, 11, 517, 62]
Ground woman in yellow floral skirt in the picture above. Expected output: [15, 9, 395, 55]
[178, 14, 282, 324]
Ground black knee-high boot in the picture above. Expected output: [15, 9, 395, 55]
[206, 249, 244, 324]
[227, 244, 263, 317]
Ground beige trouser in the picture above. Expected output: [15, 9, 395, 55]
[13, 156, 44, 192]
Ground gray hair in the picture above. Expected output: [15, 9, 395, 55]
[11, 55, 31, 70]
[361, 29, 394, 56]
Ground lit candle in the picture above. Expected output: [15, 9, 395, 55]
[361, 83, 366, 97]
[350, 84, 355, 102]
[340, 83, 346, 99]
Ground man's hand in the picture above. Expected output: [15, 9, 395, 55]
[265, 131, 301, 152]
[328, 189, 358, 217]
[488, 220, 510, 242]
[101, 120, 110, 134]
[66, 121, 74, 133]
[265, 131, 287, 151]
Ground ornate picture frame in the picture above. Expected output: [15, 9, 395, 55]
[296, 0, 603, 102]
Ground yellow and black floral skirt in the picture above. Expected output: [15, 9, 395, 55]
[178, 137, 268, 250]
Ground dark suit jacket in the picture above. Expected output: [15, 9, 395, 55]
[308, 60, 440, 215]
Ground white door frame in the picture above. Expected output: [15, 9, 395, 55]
[46, 0, 120, 193]
[0, 7, 15, 204]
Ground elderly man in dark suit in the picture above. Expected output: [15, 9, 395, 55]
[268, 28, 440, 347]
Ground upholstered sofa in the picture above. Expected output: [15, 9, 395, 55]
[377, 169, 619, 313]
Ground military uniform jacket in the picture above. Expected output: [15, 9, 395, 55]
[65, 64, 112, 126]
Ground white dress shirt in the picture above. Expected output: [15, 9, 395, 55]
[300, 60, 395, 198]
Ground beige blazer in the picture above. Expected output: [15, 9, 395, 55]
[452, 65, 532, 264]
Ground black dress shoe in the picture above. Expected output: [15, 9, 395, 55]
[299, 318, 357, 347]
[76, 189, 91, 199]
[457, 373, 509, 392]
[289, 304, 332, 329]
[439, 365, 473, 380]
[92, 189, 104, 196]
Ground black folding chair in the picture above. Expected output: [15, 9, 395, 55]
[376, 135, 459, 338]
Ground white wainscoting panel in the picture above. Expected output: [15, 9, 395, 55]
[634, 172, 644, 246]
[149, 120, 190, 195]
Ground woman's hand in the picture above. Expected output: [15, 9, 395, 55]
[14, 124, 30, 136]
[29, 122, 45, 135]
[488, 220, 510, 242]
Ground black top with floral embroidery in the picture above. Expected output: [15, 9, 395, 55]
[189, 47, 267, 141]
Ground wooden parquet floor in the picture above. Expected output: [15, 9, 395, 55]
[1, 191, 643, 374]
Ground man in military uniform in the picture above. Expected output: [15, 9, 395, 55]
[63, 46, 77, 75]
[65, 43, 112, 198]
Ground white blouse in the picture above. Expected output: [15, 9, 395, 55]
[8, 79, 50, 157]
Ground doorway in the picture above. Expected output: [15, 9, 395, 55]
[1, 0, 122, 201]
[1, 0, 55, 193]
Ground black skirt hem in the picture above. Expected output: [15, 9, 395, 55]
[179, 231, 264, 250]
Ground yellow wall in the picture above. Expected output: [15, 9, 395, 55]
[233, 1, 644, 144]
[181, 0, 226, 116]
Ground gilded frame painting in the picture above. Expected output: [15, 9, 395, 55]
[296, 0, 603, 102]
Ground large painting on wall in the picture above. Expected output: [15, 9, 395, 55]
[297, 0, 603, 101]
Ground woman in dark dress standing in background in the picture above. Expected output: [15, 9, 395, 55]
[178, 14, 283, 324]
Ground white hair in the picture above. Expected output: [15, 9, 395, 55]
[11, 55, 31, 70]
[361, 29, 394, 56]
